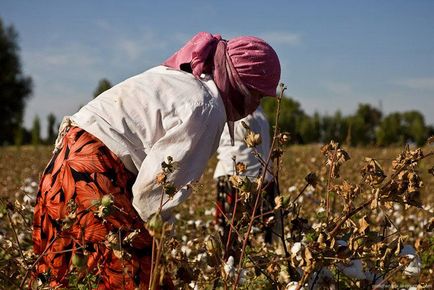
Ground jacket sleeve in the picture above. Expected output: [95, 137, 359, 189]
[131, 102, 224, 221]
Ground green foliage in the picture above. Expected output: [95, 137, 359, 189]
[13, 123, 23, 147]
[262, 96, 430, 146]
[402, 111, 427, 146]
[376, 111, 427, 146]
[69, 272, 100, 289]
[46, 113, 57, 144]
[0, 18, 32, 146]
[348, 104, 382, 146]
[376, 112, 403, 146]
[297, 113, 321, 144]
[31, 115, 41, 146]
[420, 236, 434, 270]
[261, 96, 307, 143]
[93, 78, 112, 98]
[321, 111, 348, 144]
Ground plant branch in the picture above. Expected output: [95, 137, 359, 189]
[233, 84, 286, 289]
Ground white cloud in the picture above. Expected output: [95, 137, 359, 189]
[323, 81, 353, 96]
[258, 31, 301, 46]
[21, 26, 176, 132]
[117, 39, 142, 61]
[395, 77, 434, 91]
[24, 44, 98, 73]
[94, 19, 112, 31]
[115, 30, 169, 62]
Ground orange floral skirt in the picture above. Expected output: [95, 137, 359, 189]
[32, 127, 172, 289]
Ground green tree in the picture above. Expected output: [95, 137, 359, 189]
[321, 111, 348, 143]
[13, 124, 23, 147]
[93, 78, 112, 98]
[261, 96, 306, 142]
[401, 111, 427, 146]
[0, 18, 32, 145]
[31, 115, 41, 146]
[47, 113, 57, 144]
[348, 104, 382, 146]
[297, 113, 321, 144]
[376, 112, 403, 146]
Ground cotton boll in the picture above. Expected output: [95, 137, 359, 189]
[188, 281, 198, 290]
[251, 226, 261, 234]
[18, 233, 27, 244]
[399, 245, 421, 276]
[291, 242, 304, 263]
[286, 281, 305, 290]
[194, 220, 203, 228]
[224, 256, 235, 278]
[181, 245, 192, 257]
[317, 207, 326, 214]
[11, 212, 24, 225]
[304, 186, 315, 197]
[288, 186, 297, 193]
[395, 215, 403, 226]
[291, 242, 302, 255]
[23, 194, 36, 204]
[22, 185, 34, 194]
[337, 259, 366, 280]
[204, 208, 215, 216]
[194, 252, 208, 263]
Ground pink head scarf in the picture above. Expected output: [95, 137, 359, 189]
[163, 32, 281, 122]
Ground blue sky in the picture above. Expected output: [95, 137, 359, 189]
[1, 1, 434, 134]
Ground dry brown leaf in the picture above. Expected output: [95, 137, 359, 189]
[358, 215, 370, 234]
[244, 131, 262, 148]
[235, 162, 247, 174]
[156, 172, 166, 184]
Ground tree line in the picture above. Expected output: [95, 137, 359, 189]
[1, 17, 432, 147]
[3, 79, 112, 147]
[0, 17, 114, 146]
[261, 97, 433, 146]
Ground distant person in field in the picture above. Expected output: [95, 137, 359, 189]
[31, 32, 280, 289]
[214, 106, 281, 251]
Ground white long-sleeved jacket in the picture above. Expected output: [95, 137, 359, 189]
[70, 66, 226, 221]
[213, 106, 272, 181]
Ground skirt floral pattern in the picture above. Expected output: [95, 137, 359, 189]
[32, 127, 170, 289]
